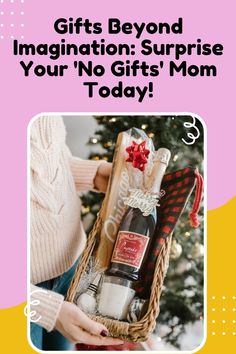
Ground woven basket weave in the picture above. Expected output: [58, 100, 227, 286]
[67, 167, 199, 342]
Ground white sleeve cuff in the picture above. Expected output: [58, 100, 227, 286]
[30, 284, 64, 332]
[70, 157, 104, 192]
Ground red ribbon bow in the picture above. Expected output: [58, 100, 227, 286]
[126, 141, 150, 171]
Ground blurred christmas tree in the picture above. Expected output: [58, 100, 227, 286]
[81, 115, 204, 349]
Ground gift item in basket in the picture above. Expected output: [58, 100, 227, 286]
[76, 274, 101, 314]
[98, 275, 136, 320]
[109, 148, 170, 281]
[127, 297, 149, 323]
[138, 167, 203, 297]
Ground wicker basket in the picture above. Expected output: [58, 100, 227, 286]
[67, 167, 201, 342]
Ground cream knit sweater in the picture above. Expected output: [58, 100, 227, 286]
[30, 116, 102, 331]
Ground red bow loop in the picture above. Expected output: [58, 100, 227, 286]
[126, 141, 150, 171]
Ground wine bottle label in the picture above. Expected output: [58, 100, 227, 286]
[111, 231, 149, 268]
[123, 188, 165, 216]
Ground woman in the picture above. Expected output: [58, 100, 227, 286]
[30, 116, 123, 350]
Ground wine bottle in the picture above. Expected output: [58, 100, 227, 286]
[108, 148, 171, 281]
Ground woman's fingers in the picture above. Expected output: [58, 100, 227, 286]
[98, 162, 112, 178]
[94, 162, 112, 192]
[71, 325, 124, 345]
[75, 307, 108, 336]
[55, 302, 123, 346]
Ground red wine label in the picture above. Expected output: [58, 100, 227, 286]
[111, 231, 149, 268]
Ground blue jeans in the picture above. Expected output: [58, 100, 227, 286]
[30, 258, 80, 351]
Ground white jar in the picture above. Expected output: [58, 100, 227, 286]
[98, 275, 135, 320]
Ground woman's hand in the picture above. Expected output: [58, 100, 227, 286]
[55, 301, 124, 345]
[94, 162, 112, 193]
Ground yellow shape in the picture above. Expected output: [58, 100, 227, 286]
[0, 302, 34, 353]
[200, 196, 236, 353]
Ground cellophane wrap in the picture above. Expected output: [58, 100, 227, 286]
[95, 128, 155, 270]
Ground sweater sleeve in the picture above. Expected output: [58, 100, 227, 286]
[30, 284, 64, 332]
[70, 157, 103, 192]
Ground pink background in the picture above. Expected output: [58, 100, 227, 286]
[0, 0, 235, 308]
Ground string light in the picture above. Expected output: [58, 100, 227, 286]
[141, 124, 148, 130]
[173, 154, 179, 161]
[109, 117, 117, 122]
[148, 132, 154, 138]
[185, 231, 190, 237]
[103, 141, 113, 148]
[92, 156, 100, 160]
[90, 137, 98, 144]
[81, 206, 90, 215]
